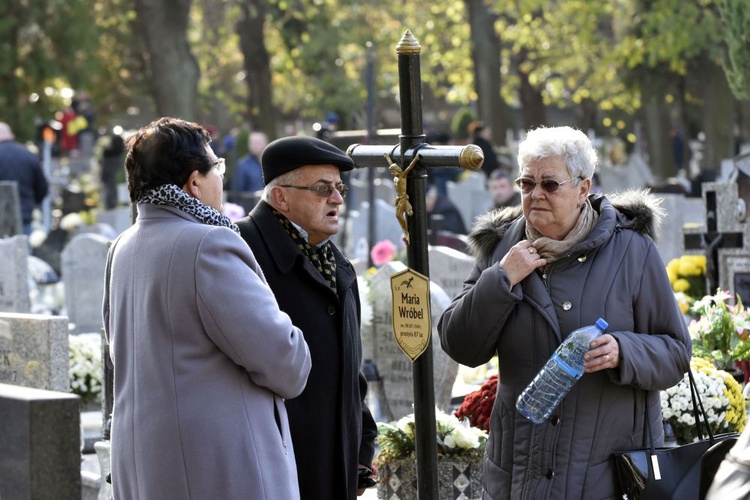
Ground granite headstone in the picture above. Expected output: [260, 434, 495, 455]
[0, 312, 69, 392]
[0, 235, 31, 313]
[446, 172, 492, 232]
[0, 383, 81, 500]
[0, 181, 23, 237]
[428, 246, 475, 301]
[61, 233, 109, 334]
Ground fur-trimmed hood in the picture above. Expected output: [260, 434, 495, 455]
[467, 188, 665, 261]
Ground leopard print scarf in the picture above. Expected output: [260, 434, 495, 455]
[137, 184, 240, 234]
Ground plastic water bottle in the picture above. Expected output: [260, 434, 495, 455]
[516, 318, 609, 424]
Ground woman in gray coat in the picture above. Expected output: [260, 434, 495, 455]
[438, 126, 691, 499]
[103, 118, 311, 499]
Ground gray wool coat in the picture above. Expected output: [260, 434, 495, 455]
[103, 204, 312, 499]
[438, 190, 691, 500]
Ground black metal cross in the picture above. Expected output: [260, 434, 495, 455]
[346, 30, 483, 499]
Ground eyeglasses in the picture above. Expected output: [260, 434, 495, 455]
[514, 176, 582, 194]
[279, 183, 348, 198]
[210, 158, 226, 176]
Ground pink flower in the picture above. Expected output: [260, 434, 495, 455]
[222, 202, 246, 221]
[371, 239, 397, 266]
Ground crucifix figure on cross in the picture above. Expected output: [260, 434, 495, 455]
[386, 152, 421, 244]
[346, 29, 483, 499]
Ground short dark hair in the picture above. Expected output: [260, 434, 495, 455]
[125, 117, 212, 202]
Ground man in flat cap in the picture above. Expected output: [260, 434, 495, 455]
[236, 136, 377, 499]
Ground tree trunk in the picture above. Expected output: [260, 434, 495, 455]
[517, 58, 546, 130]
[0, 0, 22, 136]
[237, 0, 276, 139]
[133, 0, 200, 121]
[466, 0, 507, 146]
[640, 95, 672, 181]
[700, 57, 734, 173]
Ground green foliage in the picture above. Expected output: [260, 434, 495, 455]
[451, 107, 476, 140]
[716, 0, 750, 100]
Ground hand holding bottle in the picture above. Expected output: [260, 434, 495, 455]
[583, 334, 620, 372]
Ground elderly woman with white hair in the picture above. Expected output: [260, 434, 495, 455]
[438, 126, 691, 499]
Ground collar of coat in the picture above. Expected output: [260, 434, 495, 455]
[467, 188, 665, 263]
[248, 200, 356, 286]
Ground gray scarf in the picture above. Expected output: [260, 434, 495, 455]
[525, 199, 598, 264]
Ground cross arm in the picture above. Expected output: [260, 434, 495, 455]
[346, 143, 484, 171]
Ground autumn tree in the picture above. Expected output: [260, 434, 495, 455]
[133, 0, 200, 120]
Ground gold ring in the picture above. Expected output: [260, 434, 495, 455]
[605, 354, 610, 362]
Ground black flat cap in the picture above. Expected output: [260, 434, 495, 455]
[261, 136, 354, 185]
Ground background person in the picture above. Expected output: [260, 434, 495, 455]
[231, 130, 267, 195]
[103, 117, 311, 499]
[0, 122, 48, 235]
[488, 169, 521, 210]
[236, 136, 377, 499]
[438, 126, 691, 499]
[469, 120, 499, 178]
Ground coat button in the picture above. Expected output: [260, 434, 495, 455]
[551, 415, 560, 426]
[546, 470, 555, 479]
[577, 255, 587, 262]
[562, 301, 572, 311]
[327, 305, 336, 315]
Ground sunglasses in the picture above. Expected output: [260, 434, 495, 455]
[515, 176, 582, 194]
[279, 182, 348, 198]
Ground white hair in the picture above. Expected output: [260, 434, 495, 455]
[261, 169, 302, 202]
[517, 126, 598, 180]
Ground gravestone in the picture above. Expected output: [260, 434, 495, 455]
[0, 312, 69, 392]
[61, 233, 109, 334]
[0, 235, 31, 313]
[0, 383, 81, 500]
[654, 194, 705, 264]
[597, 151, 655, 193]
[349, 176, 397, 209]
[446, 171, 492, 232]
[365, 261, 458, 421]
[346, 199, 405, 256]
[0, 181, 23, 237]
[683, 182, 750, 303]
[96, 206, 133, 234]
[427, 246, 475, 301]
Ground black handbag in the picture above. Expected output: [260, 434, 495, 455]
[612, 369, 739, 499]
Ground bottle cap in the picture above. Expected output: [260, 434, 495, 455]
[595, 318, 608, 330]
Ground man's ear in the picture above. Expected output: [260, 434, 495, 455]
[183, 170, 203, 200]
[268, 186, 290, 212]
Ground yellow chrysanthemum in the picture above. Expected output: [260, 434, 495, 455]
[673, 278, 691, 293]
[679, 260, 702, 277]
[685, 255, 707, 273]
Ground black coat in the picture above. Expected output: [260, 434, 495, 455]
[0, 140, 48, 224]
[236, 201, 377, 500]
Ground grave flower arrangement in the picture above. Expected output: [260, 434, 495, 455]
[69, 333, 103, 406]
[454, 374, 498, 432]
[374, 409, 487, 468]
[688, 289, 750, 370]
[666, 254, 706, 304]
[660, 357, 746, 444]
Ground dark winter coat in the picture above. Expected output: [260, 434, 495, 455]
[438, 190, 691, 499]
[0, 139, 48, 224]
[236, 200, 377, 500]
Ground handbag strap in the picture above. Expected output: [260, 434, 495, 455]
[687, 367, 715, 443]
[643, 366, 715, 449]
